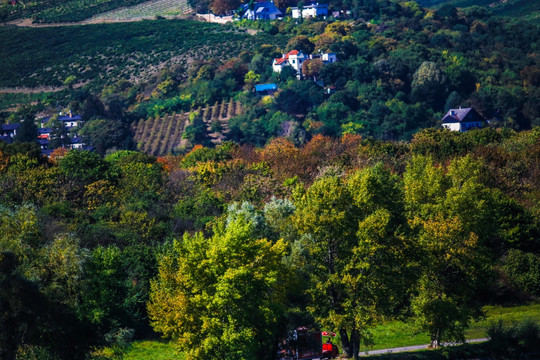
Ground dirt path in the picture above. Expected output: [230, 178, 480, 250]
[359, 338, 489, 357]
[0, 86, 65, 93]
[5, 16, 180, 27]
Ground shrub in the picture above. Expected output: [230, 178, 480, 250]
[503, 249, 540, 296]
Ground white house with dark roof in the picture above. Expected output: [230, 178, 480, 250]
[242, 1, 282, 20]
[442, 107, 485, 132]
[291, 3, 328, 18]
[1, 123, 20, 137]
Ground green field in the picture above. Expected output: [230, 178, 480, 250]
[118, 303, 540, 359]
[1, 0, 152, 23]
[89, 0, 191, 22]
[0, 91, 62, 110]
[0, 19, 270, 90]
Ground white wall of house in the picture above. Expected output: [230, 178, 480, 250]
[443, 121, 484, 132]
[322, 53, 337, 63]
[291, 5, 327, 18]
[288, 53, 306, 75]
[443, 123, 462, 131]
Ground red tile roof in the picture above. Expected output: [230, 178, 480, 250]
[287, 50, 299, 57]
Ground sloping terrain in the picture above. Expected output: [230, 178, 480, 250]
[89, 0, 191, 22]
[0, 20, 262, 89]
[1, 0, 152, 23]
[418, 0, 540, 22]
[132, 100, 242, 155]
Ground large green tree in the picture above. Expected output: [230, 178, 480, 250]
[404, 155, 493, 347]
[148, 210, 288, 360]
[292, 165, 413, 359]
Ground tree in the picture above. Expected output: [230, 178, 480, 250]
[292, 166, 413, 359]
[13, 119, 38, 143]
[286, 35, 315, 54]
[404, 156, 493, 347]
[411, 61, 447, 109]
[210, 0, 241, 15]
[302, 58, 324, 81]
[80, 117, 129, 155]
[411, 217, 489, 348]
[148, 211, 288, 360]
[58, 149, 110, 184]
[48, 116, 70, 150]
[244, 70, 261, 91]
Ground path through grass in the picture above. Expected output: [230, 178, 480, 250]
[366, 302, 540, 351]
[121, 303, 540, 358]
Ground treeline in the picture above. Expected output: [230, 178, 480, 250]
[1, 128, 539, 359]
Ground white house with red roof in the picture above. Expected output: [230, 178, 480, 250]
[442, 107, 485, 132]
[272, 50, 337, 79]
[272, 50, 308, 79]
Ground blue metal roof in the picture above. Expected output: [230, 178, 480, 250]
[0, 135, 13, 144]
[254, 83, 278, 92]
[1, 123, 20, 131]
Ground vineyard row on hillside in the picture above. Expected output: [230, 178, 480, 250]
[132, 99, 242, 156]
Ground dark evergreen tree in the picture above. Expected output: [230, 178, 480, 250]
[13, 120, 38, 143]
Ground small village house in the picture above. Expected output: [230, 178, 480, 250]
[442, 107, 486, 132]
[242, 1, 282, 20]
[291, 3, 328, 18]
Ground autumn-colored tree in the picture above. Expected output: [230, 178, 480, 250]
[210, 0, 241, 15]
[302, 58, 324, 80]
[285, 35, 315, 54]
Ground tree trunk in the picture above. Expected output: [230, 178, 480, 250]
[351, 329, 360, 360]
[339, 328, 352, 358]
[430, 328, 441, 348]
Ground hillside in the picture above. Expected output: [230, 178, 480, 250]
[88, 0, 192, 22]
[132, 99, 242, 155]
[418, 0, 540, 22]
[1, 0, 151, 23]
[0, 19, 271, 89]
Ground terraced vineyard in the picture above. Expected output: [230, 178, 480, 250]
[90, 0, 192, 22]
[133, 99, 242, 156]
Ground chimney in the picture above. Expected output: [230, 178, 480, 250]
[69, 110, 72, 118]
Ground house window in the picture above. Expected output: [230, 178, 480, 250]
[292, 60, 295, 64]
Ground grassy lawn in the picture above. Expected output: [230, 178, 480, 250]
[120, 303, 540, 358]
[364, 302, 540, 352]
[123, 340, 183, 360]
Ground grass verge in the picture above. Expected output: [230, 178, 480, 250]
[119, 302, 540, 358]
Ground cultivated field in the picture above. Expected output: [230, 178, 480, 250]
[0, 20, 263, 90]
[89, 0, 192, 22]
[132, 99, 242, 155]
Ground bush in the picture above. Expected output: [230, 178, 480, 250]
[487, 319, 540, 358]
[503, 249, 540, 296]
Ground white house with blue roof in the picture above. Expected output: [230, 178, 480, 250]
[242, 1, 282, 20]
